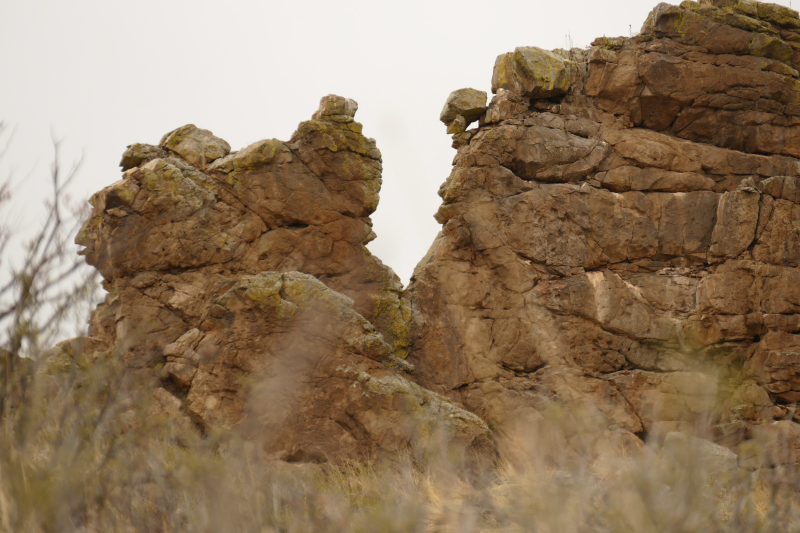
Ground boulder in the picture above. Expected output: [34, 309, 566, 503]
[159, 124, 231, 169]
[312, 94, 358, 123]
[491, 46, 576, 99]
[439, 88, 487, 131]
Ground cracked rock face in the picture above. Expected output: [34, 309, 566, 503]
[71, 0, 800, 465]
[74, 95, 489, 462]
[407, 0, 800, 458]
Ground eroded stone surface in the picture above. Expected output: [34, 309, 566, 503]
[492, 47, 577, 99]
[74, 0, 800, 467]
[407, 0, 800, 463]
[440, 88, 488, 132]
[75, 96, 488, 462]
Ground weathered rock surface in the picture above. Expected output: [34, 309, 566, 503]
[407, 0, 800, 463]
[492, 47, 577, 99]
[74, 0, 800, 467]
[440, 88, 488, 134]
[75, 95, 489, 462]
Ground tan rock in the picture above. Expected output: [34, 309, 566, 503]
[440, 88, 487, 130]
[119, 143, 167, 171]
[491, 46, 576, 98]
[312, 94, 358, 123]
[446, 115, 467, 134]
[159, 124, 231, 169]
[709, 188, 761, 259]
[72, 1, 800, 467]
[407, 0, 800, 458]
[74, 96, 490, 462]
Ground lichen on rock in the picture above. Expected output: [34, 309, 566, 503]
[409, 0, 800, 462]
[75, 94, 480, 463]
[159, 124, 231, 169]
[70, 0, 800, 469]
[491, 46, 577, 99]
[440, 88, 487, 133]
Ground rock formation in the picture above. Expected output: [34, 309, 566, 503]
[73, 95, 488, 462]
[70, 0, 800, 464]
[409, 0, 800, 458]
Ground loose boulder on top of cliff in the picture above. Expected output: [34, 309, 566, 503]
[491, 46, 577, 99]
[440, 88, 488, 134]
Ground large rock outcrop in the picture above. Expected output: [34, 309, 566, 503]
[74, 95, 489, 462]
[408, 0, 800, 458]
[72, 0, 800, 465]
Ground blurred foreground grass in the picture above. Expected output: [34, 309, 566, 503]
[3, 345, 800, 532]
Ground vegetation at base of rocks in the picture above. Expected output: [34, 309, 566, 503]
[5, 343, 800, 532]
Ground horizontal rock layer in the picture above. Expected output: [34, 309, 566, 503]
[411, 0, 800, 459]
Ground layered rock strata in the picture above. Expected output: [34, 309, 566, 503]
[410, 0, 800, 457]
[73, 95, 488, 462]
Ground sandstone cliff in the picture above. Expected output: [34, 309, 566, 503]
[70, 0, 800, 465]
[411, 0, 800, 460]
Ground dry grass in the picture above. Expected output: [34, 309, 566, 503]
[3, 347, 800, 532]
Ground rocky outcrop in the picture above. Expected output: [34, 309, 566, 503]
[74, 95, 489, 462]
[72, 0, 800, 466]
[407, 0, 800, 459]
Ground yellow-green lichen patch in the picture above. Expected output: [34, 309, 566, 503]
[105, 178, 141, 207]
[682, 1, 776, 34]
[159, 124, 231, 168]
[439, 168, 467, 204]
[235, 272, 393, 359]
[75, 213, 101, 246]
[222, 172, 245, 199]
[369, 291, 413, 360]
[208, 139, 283, 174]
[592, 37, 626, 50]
[757, 1, 800, 28]
[748, 32, 795, 62]
[730, 0, 759, 18]
[119, 143, 166, 171]
[292, 120, 382, 161]
[335, 365, 490, 441]
[337, 152, 382, 182]
[140, 159, 217, 212]
[244, 272, 298, 320]
[280, 272, 338, 309]
[362, 179, 381, 214]
[514, 46, 575, 98]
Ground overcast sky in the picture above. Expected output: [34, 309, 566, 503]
[2, 0, 795, 285]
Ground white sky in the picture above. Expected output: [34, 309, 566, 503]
[1, 0, 795, 286]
